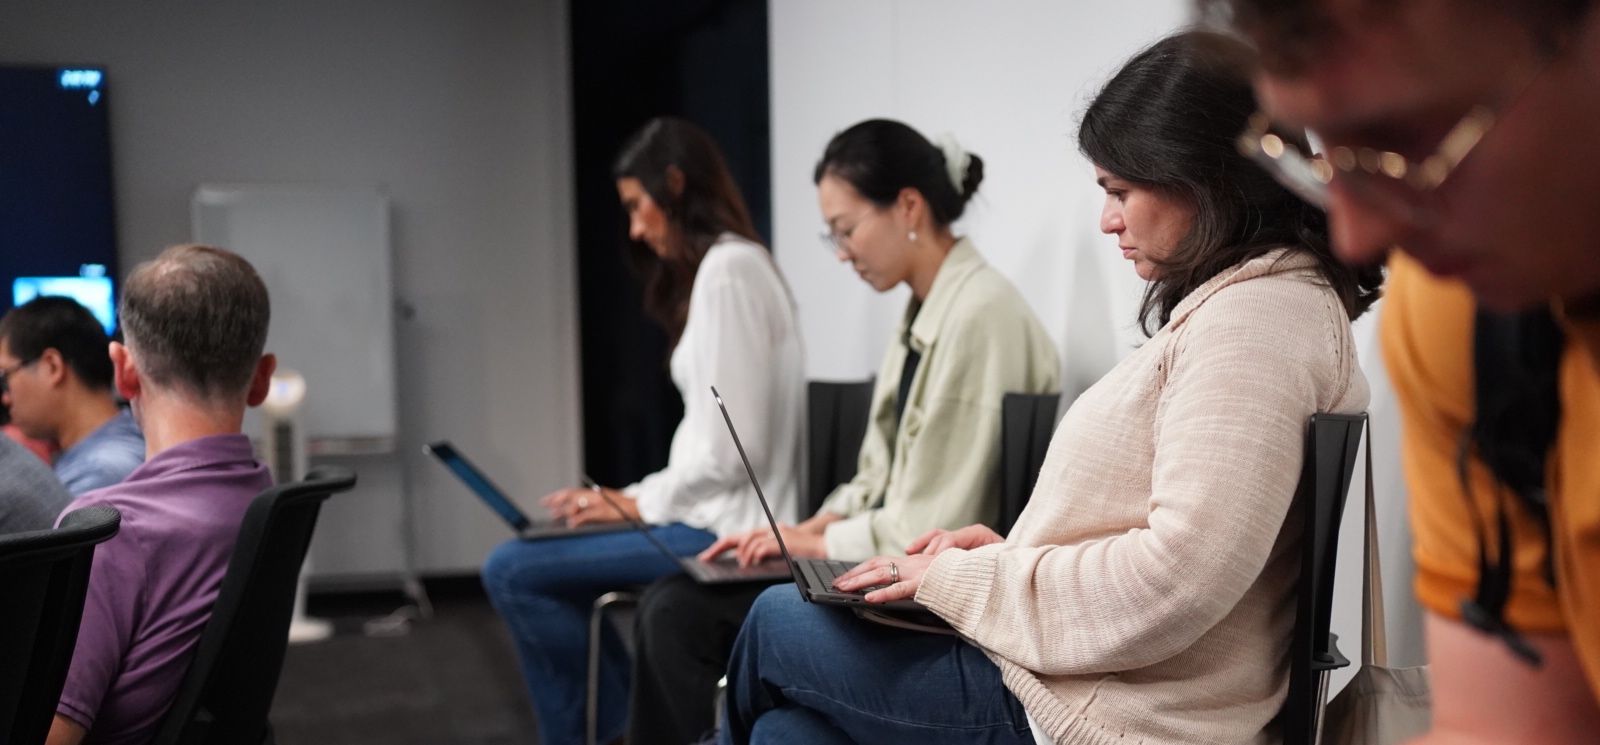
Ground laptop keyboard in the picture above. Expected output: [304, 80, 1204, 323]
[799, 559, 887, 594]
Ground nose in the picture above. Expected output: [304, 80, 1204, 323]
[1326, 183, 1413, 266]
[833, 246, 851, 263]
[628, 216, 646, 243]
[1099, 199, 1124, 236]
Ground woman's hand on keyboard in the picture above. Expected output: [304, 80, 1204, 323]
[905, 524, 1004, 557]
[834, 554, 936, 604]
[734, 524, 824, 567]
[699, 524, 826, 567]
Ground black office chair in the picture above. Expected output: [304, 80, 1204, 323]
[1276, 412, 1367, 745]
[805, 379, 875, 516]
[0, 505, 122, 745]
[997, 392, 1060, 534]
[150, 467, 357, 745]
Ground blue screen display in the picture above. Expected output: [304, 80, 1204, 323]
[1, 65, 118, 329]
[14, 275, 116, 335]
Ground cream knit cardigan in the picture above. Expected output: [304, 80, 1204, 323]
[917, 250, 1369, 745]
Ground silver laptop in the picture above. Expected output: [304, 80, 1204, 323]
[583, 479, 791, 584]
[710, 386, 927, 612]
[423, 441, 631, 540]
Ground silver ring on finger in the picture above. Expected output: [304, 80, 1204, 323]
[576, 495, 590, 510]
[888, 561, 900, 584]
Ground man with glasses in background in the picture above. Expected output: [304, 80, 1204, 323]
[0, 296, 144, 494]
[1215, 0, 1600, 741]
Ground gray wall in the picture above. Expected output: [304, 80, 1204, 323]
[0, 0, 581, 578]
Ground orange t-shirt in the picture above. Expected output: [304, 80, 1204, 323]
[1381, 253, 1600, 698]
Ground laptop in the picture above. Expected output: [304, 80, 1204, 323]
[423, 441, 632, 540]
[711, 386, 927, 613]
[583, 479, 792, 584]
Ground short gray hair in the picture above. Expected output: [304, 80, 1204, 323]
[119, 244, 270, 401]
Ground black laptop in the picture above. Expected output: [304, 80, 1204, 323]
[584, 479, 791, 584]
[710, 386, 927, 613]
[423, 441, 631, 540]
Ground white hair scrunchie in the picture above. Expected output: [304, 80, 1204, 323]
[933, 133, 971, 194]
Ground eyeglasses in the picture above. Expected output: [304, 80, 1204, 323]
[0, 358, 36, 390]
[1237, 56, 1551, 224]
[819, 209, 881, 256]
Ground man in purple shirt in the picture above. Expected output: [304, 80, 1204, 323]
[49, 245, 276, 745]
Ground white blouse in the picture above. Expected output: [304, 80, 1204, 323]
[623, 234, 805, 538]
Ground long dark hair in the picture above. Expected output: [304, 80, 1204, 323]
[1079, 30, 1383, 334]
[612, 117, 762, 346]
[813, 119, 984, 228]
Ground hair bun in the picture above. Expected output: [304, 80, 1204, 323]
[933, 134, 976, 199]
[959, 154, 985, 201]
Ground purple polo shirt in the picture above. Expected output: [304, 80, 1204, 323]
[55, 433, 272, 744]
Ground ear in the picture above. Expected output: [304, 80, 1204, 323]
[664, 165, 686, 199]
[895, 187, 925, 229]
[244, 353, 277, 408]
[108, 342, 140, 402]
[36, 348, 68, 388]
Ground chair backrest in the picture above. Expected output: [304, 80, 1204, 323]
[1278, 412, 1367, 745]
[151, 467, 357, 745]
[997, 392, 1060, 535]
[0, 505, 121, 745]
[805, 379, 875, 517]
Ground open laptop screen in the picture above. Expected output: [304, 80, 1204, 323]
[424, 441, 532, 532]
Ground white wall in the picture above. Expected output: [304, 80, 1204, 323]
[0, 0, 581, 578]
[771, 0, 1426, 680]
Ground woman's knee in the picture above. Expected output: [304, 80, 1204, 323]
[748, 584, 805, 620]
[731, 585, 810, 662]
[482, 539, 548, 601]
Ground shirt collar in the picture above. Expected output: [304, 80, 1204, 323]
[902, 237, 985, 353]
[122, 433, 258, 483]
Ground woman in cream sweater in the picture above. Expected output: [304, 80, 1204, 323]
[718, 31, 1384, 745]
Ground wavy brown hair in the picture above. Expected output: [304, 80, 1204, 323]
[1079, 30, 1382, 335]
[612, 117, 762, 347]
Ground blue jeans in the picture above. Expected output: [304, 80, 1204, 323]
[719, 586, 1034, 745]
[481, 524, 716, 745]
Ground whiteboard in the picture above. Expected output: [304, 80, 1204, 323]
[192, 184, 397, 452]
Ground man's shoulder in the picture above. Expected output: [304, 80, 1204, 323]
[0, 436, 71, 531]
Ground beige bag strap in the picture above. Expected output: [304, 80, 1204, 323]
[1362, 422, 1389, 667]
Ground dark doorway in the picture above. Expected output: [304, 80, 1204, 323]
[570, 0, 770, 487]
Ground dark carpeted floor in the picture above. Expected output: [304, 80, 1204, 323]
[271, 579, 542, 745]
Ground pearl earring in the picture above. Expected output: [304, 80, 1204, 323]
[908, 231, 918, 242]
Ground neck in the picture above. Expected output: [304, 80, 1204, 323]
[134, 389, 245, 459]
[907, 230, 959, 300]
[57, 391, 122, 452]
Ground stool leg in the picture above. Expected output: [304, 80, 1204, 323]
[586, 591, 640, 745]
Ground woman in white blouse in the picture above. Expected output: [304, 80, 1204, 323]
[481, 116, 805, 745]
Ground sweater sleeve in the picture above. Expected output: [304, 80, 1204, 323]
[818, 367, 898, 521]
[627, 268, 780, 527]
[916, 291, 1334, 675]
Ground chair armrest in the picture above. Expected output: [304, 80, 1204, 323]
[1311, 631, 1352, 674]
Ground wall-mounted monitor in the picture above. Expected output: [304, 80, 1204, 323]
[0, 65, 118, 330]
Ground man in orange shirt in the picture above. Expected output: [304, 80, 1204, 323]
[1211, 0, 1600, 741]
